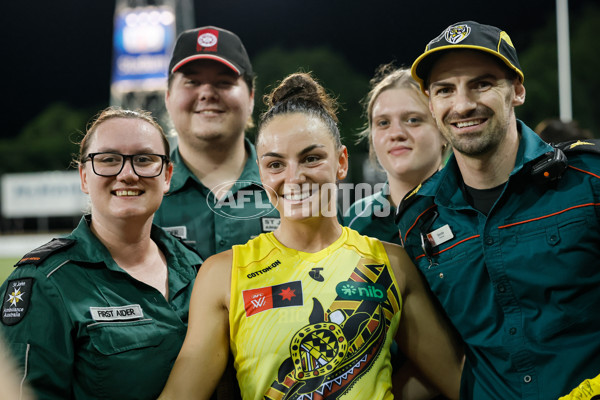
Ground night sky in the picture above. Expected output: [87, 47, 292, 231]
[3, 0, 591, 138]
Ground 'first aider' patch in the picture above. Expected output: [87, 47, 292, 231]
[1, 278, 33, 326]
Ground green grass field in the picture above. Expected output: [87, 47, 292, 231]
[0, 258, 19, 284]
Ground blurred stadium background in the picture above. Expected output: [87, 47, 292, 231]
[1, 0, 598, 284]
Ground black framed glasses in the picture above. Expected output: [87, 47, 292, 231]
[84, 152, 169, 178]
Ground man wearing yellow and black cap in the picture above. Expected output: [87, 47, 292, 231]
[396, 21, 600, 400]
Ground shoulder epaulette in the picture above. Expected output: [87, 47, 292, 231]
[15, 238, 76, 267]
[555, 139, 600, 155]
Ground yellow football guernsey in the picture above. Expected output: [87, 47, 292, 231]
[230, 226, 402, 400]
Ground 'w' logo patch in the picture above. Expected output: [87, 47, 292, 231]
[242, 281, 303, 317]
[251, 296, 266, 309]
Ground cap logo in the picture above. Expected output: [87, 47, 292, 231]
[196, 29, 219, 52]
[445, 24, 471, 44]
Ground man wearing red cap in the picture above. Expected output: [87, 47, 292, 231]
[397, 20, 600, 400]
[154, 26, 280, 261]
[154, 25, 279, 400]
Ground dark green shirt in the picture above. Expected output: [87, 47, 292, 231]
[397, 121, 600, 399]
[0, 215, 201, 400]
[154, 139, 280, 260]
[343, 182, 401, 245]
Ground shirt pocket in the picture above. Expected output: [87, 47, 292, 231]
[416, 238, 500, 337]
[82, 319, 168, 399]
[498, 212, 600, 342]
[87, 319, 163, 355]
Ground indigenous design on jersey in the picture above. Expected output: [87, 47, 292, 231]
[264, 261, 399, 400]
[230, 228, 401, 400]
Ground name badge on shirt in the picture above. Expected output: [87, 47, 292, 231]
[90, 305, 144, 322]
[261, 217, 281, 232]
[162, 226, 187, 240]
[426, 224, 454, 247]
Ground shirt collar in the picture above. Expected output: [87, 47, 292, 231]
[419, 120, 553, 204]
[238, 138, 261, 183]
[511, 119, 554, 175]
[352, 182, 392, 221]
[65, 215, 120, 266]
[66, 215, 201, 277]
[168, 137, 260, 193]
[373, 181, 390, 205]
[168, 148, 196, 193]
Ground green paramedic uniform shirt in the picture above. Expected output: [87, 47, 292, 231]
[343, 182, 401, 245]
[0, 215, 201, 400]
[396, 121, 600, 400]
[154, 138, 280, 260]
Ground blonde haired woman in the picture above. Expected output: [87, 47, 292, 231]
[345, 64, 449, 244]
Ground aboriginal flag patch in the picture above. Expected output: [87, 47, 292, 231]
[243, 281, 303, 317]
[2, 278, 33, 326]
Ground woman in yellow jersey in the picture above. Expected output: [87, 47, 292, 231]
[159, 73, 463, 400]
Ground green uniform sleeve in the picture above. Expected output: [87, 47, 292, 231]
[1, 268, 75, 399]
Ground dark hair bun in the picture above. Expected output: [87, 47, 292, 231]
[265, 72, 339, 123]
[257, 71, 343, 149]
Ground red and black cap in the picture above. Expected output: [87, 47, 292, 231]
[168, 26, 253, 77]
[411, 21, 524, 93]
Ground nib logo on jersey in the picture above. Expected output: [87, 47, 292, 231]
[336, 281, 386, 303]
[243, 281, 303, 317]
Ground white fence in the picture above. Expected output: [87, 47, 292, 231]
[1, 171, 88, 218]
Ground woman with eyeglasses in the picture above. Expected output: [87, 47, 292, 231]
[0, 107, 202, 400]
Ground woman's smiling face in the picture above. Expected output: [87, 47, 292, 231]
[79, 117, 172, 222]
[257, 113, 347, 221]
